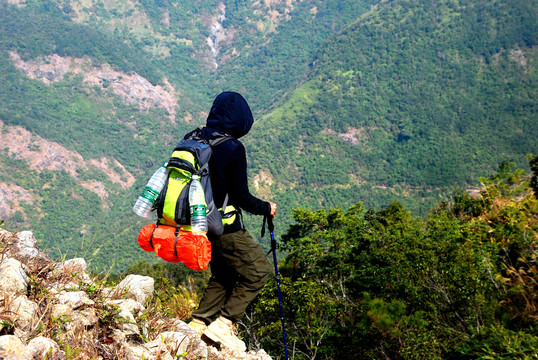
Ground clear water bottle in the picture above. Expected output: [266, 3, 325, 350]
[189, 175, 207, 235]
[133, 162, 168, 219]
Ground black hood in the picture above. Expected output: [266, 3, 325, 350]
[206, 92, 254, 139]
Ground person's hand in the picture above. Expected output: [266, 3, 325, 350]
[269, 202, 277, 217]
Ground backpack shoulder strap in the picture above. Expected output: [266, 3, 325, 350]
[208, 131, 234, 148]
[183, 128, 231, 147]
[184, 128, 203, 141]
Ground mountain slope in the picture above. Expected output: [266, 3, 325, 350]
[248, 0, 538, 217]
[0, 0, 536, 272]
[0, 0, 381, 272]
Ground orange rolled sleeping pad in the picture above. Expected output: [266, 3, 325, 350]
[137, 224, 211, 271]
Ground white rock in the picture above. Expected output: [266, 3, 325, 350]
[47, 281, 80, 293]
[0, 229, 11, 241]
[251, 349, 273, 360]
[56, 290, 94, 309]
[74, 307, 99, 327]
[22, 336, 65, 360]
[157, 331, 190, 357]
[51, 304, 73, 319]
[114, 274, 154, 304]
[51, 258, 91, 283]
[123, 343, 173, 360]
[140, 319, 149, 339]
[0, 335, 25, 359]
[143, 338, 176, 360]
[51, 304, 98, 329]
[107, 298, 145, 316]
[118, 316, 139, 335]
[8, 295, 38, 329]
[60, 257, 88, 272]
[13, 231, 40, 258]
[0, 230, 52, 268]
[152, 319, 208, 358]
[192, 337, 209, 359]
[13, 328, 30, 344]
[101, 286, 113, 298]
[105, 299, 143, 336]
[208, 345, 222, 358]
[169, 319, 195, 334]
[0, 258, 29, 296]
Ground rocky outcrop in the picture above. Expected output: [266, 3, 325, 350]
[0, 119, 135, 202]
[0, 229, 272, 359]
[206, 3, 228, 69]
[9, 51, 178, 119]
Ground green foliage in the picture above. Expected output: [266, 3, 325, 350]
[249, 0, 538, 222]
[529, 154, 538, 196]
[0, 0, 536, 277]
[0, 1, 531, 356]
[0, 2, 162, 83]
[0, 0, 381, 273]
[215, 0, 378, 110]
[459, 325, 538, 360]
[251, 163, 538, 359]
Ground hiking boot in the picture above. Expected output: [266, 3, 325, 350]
[188, 318, 207, 336]
[203, 316, 247, 352]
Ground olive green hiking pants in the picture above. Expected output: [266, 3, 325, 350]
[192, 229, 272, 323]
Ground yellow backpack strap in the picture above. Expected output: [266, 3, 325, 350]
[219, 194, 236, 226]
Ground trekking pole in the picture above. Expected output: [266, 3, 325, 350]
[263, 216, 289, 360]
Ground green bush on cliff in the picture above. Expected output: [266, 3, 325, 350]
[252, 161, 538, 359]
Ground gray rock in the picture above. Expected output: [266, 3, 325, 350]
[106, 299, 144, 336]
[47, 280, 80, 293]
[249, 349, 273, 360]
[114, 274, 154, 304]
[107, 298, 145, 315]
[0, 229, 274, 360]
[51, 257, 91, 283]
[0, 230, 52, 269]
[158, 331, 191, 357]
[8, 295, 38, 329]
[51, 304, 73, 320]
[143, 338, 175, 360]
[51, 304, 99, 330]
[55, 290, 95, 309]
[0, 258, 29, 296]
[22, 336, 65, 360]
[124, 342, 174, 360]
[0, 335, 25, 359]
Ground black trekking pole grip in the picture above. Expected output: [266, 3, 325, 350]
[265, 216, 275, 253]
[267, 215, 275, 232]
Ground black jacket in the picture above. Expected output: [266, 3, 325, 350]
[200, 92, 271, 232]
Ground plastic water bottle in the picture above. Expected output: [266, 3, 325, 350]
[189, 175, 207, 235]
[133, 163, 168, 219]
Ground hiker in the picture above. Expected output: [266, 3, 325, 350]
[188, 92, 277, 352]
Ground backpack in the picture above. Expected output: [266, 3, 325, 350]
[136, 128, 233, 270]
[154, 128, 233, 235]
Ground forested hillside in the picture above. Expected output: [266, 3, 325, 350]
[249, 162, 538, 359]
[250, 0, 538, 217]
[0, 0, 536, 273]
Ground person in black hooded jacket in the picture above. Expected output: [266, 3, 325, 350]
[188, 92, 277, 352]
